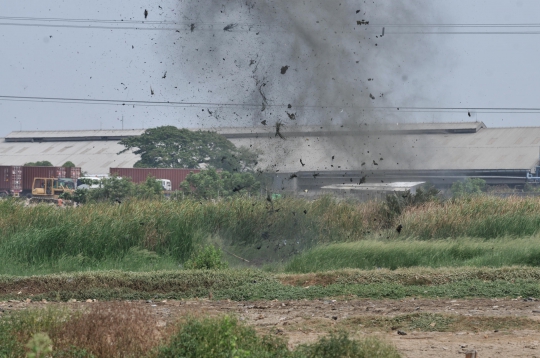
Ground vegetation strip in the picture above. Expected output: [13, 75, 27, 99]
[1, 267, 540, 301]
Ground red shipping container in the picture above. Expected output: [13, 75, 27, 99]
[65, 167, 82, 180]
[109, 168, 200, 191]
[0, 166, 23, 194]
[22, 166, 67, 190]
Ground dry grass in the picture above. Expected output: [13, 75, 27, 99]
[52, 302, 169, 357]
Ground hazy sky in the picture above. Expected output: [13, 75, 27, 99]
[2, 0, 540, 137]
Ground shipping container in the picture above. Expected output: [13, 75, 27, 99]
[65, 167, 82, 180]
[109, 168, 200, 191]
[0, 166, 23, 196]
[22, 166, 67, 191]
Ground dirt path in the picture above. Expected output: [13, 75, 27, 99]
[3, 298, 540, 357]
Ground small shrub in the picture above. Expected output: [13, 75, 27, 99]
[296, 331, 401, 358]
[451, 178, 486, 198]
[158, 316, 289, 358]
[26, 332, 53, 358]
[184, 245, 228, 270]
[61, 161, 76, 168]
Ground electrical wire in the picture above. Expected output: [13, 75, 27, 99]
[1, 95, 540, 114]
[3, 16, 540, 34]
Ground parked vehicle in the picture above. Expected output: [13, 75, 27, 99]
[30, 177, 76, 203]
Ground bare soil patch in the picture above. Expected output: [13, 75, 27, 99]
[3, 298, 540, 357]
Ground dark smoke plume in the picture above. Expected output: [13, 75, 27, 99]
[174, 0, 440, 170]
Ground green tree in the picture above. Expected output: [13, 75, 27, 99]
[134, 175, 164, 199]
[87, 175, 134, 202]
[180, 168, 260, 199]
[451, 178, 486, 198]
[24, 161, 53, 167]
[118, 126, 259, 171]
[62, 161, 76, 167]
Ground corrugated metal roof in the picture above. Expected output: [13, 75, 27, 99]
[5, 129, 145, 142]
[322, 182, 425, 191]
[0, 139, 139, 174]
[215, 121, 485, 138]
[229, 126, 540, 172]
[1, 123, 539, 176]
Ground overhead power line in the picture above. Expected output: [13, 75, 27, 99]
[2, 16, 540, 34]
[1, 95, 540, 114]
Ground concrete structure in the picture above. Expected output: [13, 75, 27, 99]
[321, 182, 426, 201]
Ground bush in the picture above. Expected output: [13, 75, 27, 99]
[451, 178, 486, 198]
[383, 184, 440, 224]
[158, 316, 289, 358]
[184, 246, 228, 270]
[296, 331, 401, 358]
[61, 161, 76, 168]
[24, 161, 53, 167]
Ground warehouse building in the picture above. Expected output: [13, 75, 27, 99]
[1, 122, 540, 192]
[0, 130, 144, 175]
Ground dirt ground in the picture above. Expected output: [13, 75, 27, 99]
[3, 298, 540, 357]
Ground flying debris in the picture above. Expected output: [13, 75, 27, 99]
[396, 224, 403, 234]
[144, 9, 148, 19]
[468, 111, 471, 117]
[289, 173, 297, 179]
[261, 120, 267, 125]
[359, 175, 366, 184]
[300, 159, 305, 167]
[357, 20, 369, 25]
[281, 66, 290, 74]
[150, 87, 154, 95]
[223, 23, 238, 31]
[190, 23, 195, 32]
[162, 71, 167, 79]
[369, 93, 375, 100]
[275, 121, 285, 139]
[373, 160, 378, 165]
[286, 111, 296, 120]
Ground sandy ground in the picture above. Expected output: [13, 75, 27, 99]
[3, 298, 540, 357]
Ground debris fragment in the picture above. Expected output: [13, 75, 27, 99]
[286, 111, 296, 120]
[373, 160, 378, 166]
[150, 87, 154, 95]
[359, 175, 366, 184]
[162, 71, 167, 79]
[300, 159, 305, 167]
[144, 9, 148, 19]
[261, 120, 267, 125]
[468, 111, 471, 117]
[369, 93, 375, 100]
[224, 23, 238, 31]
[396, 224, 403, 234]
[275, 120, 285, 139]
[289, 173, 297, 179]
[397, 330, 407, 335]
[190, 23, 195, 32]
[280, 65, 289, 74]
[357, 20, 369, 25]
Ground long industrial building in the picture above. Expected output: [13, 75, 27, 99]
[1, 122, 539, 192]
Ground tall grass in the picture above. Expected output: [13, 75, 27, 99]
[0, 197, 381, 275]
[285, 238, 540, 272]
[4, 195, 540, 275]
[400, 196, 540, 239]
